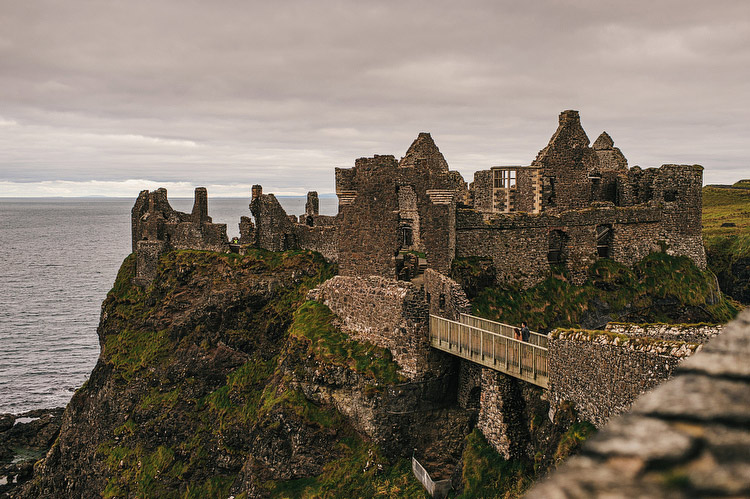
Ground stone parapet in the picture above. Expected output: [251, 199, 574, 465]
[527, 309, 750, 498]
[547, 328, 703, 428]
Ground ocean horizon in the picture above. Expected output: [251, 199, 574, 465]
[0, 195, 338, 414]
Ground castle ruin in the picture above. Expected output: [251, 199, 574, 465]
[132, 110, 705, 287]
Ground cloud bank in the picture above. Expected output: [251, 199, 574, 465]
[1, 0, 748, 196]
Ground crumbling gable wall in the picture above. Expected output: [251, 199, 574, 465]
[591, 132, 627, 204]
[131, 187, 228, 285]
[397, 133, 467, 274]
[532, 110, 599, 212]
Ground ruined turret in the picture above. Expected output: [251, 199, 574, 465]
[132, 187, 228, 285]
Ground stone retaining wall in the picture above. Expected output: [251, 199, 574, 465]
[548, 329, 702, 428]
[527, 309, 750, 498]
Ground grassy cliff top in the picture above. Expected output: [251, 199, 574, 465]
[703, 185, 750, 259]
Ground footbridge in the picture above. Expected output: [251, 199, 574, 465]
[429, 314, 549, 388]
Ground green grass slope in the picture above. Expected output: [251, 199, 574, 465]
[458, 253, 738, 331]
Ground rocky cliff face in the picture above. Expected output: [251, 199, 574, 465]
[21, 249, 351, 498]
[19, 250, 475, 498]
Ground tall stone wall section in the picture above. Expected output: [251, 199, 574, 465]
[336, 156, 401, 278]
[476, 370, 532, 460]
[655, 164, 706, 268]
[547, 329, 702, 428]
[470, 170, 493, 213]
[308, 276, 452, 380]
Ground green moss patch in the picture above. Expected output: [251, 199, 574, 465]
[289, 301, 404, 384]
[265, 437, 428, 499]
[457, 430, 533, 499]
[470, 252, 738, 330]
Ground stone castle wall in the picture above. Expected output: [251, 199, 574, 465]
[336, 156, 401, 278]
[604, 322, 722, 344]
[527, 309, 750, 499]
[547, 329, 702, 428]
[456, 204, 664, 286]
[308, 275, 453, 380]
[249, 186, 339, 261]
[423, 269, 471, 321]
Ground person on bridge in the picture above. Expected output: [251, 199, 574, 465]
[521, 322, 530, 342]
[514, 327, 521, 341]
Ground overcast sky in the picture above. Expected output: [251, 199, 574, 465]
[1, 0, 748, 197]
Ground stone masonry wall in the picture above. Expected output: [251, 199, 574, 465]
[457, 361, 483, 409]
[532, 110, 598, 213]
[336, 156, 401, 278]
[528, 309, 750, 499]
[547, 329, 702, 428]
[654, 164, 707, 268]
[476, 370, 531, 460]
[471, 170, 493, 213]
[249, 186, 338, 261]
[423, 269, 471, 321]
[456, 204, 663, 287]
[604, 322, 722, 344]
[132, 187, 228, 285]
[308, 276, 452, 380]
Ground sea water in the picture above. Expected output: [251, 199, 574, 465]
[0, 196, 337, 414]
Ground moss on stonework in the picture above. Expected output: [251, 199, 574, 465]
[289, 301, 404, 384]
[550, 328, 701, 352]
[469, 252, 739, 331]
[457, 430, 534, 499]
[553, 421, 597, 463]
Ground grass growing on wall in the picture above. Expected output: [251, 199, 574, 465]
[468, 252, 739, 331]
[289, 301, 404, 384]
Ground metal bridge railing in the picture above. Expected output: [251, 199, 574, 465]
[429, 315, 549, 389]
[459, 313, 548, 349]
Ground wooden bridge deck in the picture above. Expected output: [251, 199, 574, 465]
[429, 314, 549, 389]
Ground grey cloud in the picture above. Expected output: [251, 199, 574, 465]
[0, 0, 748, 194]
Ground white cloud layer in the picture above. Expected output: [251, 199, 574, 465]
[1, 0, 748, 196]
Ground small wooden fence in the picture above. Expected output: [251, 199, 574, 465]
[429, 315, 549, 389]
[412, 456, 452, 499]
[459, 313, 548, 349]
